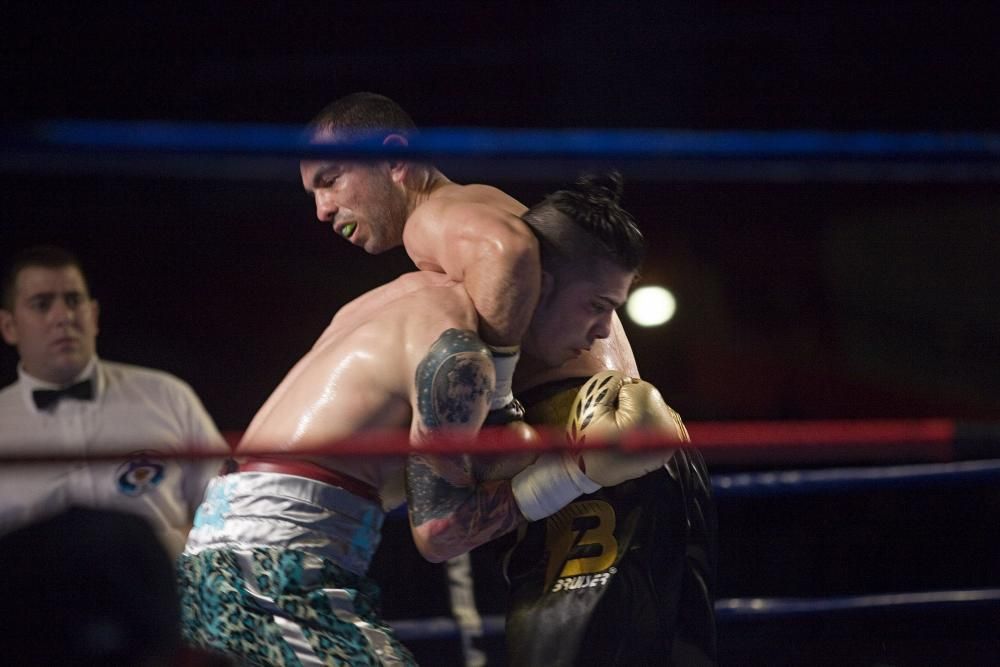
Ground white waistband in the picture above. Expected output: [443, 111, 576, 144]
[184, 472, 385, 576]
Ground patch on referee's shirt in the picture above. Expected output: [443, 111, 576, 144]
[115, 452, 166, 496]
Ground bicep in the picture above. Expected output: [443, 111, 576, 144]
[404, 202, 536, 281]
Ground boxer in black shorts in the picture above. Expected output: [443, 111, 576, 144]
[503, 374, 717, 666]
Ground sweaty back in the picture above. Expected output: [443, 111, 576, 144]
[238, 271, 476, 509]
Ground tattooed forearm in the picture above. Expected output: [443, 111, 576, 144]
[408, 328, 526, 561]
[406, 454, 471, 522]
[407, 453, 525, 561]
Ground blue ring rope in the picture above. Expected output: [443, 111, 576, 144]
[388, 588, 1000, 640]
[18, 120, 1000, 158]
[382, 459, 1000, 520]
[5, 120, 1000, 181]
[710, 458, 1000, 498]
[714, 588, 1000, 620]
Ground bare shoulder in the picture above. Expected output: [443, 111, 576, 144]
[445, 183, 527, 214]
[392, 270, 457, 291]
[418, 183, 527, 220]
[327, 278, 475, 347]
[403, 280, 477, 325]
[329, 272, 455, 331]
[359, 271, 455, 303]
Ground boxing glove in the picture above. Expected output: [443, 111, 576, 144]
[511, 371, 687, 521]
[478, 395, 541, 471]
[569, 371, 685, 487]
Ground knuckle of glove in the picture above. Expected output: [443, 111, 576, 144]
[569, 372, 684, 488]
[568, 370, 632, 443]
[619, 381, 684, 437]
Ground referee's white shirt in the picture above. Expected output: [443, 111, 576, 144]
[0, 356, 229, 557]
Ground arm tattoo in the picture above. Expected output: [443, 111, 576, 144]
[415, 328, 493, 429]
[410, 328, 524, 555]
[406, 453, 524, 550]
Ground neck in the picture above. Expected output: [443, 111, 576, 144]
[405, 168, 452, 215]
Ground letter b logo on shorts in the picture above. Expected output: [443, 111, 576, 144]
[543, 500, 618, 591]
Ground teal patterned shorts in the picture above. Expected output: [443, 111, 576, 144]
[178, 547, 417, 666]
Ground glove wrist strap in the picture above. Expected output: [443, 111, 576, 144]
[488, 345, 520, 410]
[511, 451, 600, 521]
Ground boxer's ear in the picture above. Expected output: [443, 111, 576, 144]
[383, 134, 409, 176]
[382, 133, 408, 147]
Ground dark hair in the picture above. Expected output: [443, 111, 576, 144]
[522, 171, 645, 278]
[1, 245, 89, 311]
[307, 92, 418, 142]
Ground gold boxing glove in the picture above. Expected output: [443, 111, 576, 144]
[511, 371, 687, 521]
[568, 371, 686, 487]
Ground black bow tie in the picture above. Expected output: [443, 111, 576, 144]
[32, 379, 95, 411]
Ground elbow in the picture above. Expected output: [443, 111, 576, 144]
[496, 226, 539, 274]
[418, 546, 452, 564]
[411, 522, 462, 563]
[473, 224, 538, 273]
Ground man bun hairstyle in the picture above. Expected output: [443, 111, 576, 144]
[522, 171, 646, 276]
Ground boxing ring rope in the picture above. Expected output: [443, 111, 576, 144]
[4, 120, 1000, 181]
[388, 589, 1000, 641]
[6, 422, 1000, 498]
[2, 418, 996, 466]
[711, 458, 1000, 498]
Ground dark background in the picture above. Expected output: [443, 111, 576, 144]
[3, 4, 1000, 664]
[3, 2, 998, 428]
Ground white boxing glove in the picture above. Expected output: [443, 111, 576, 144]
[511, 371, 688, 521]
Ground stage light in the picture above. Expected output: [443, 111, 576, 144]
[626, 286, 676, 327]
